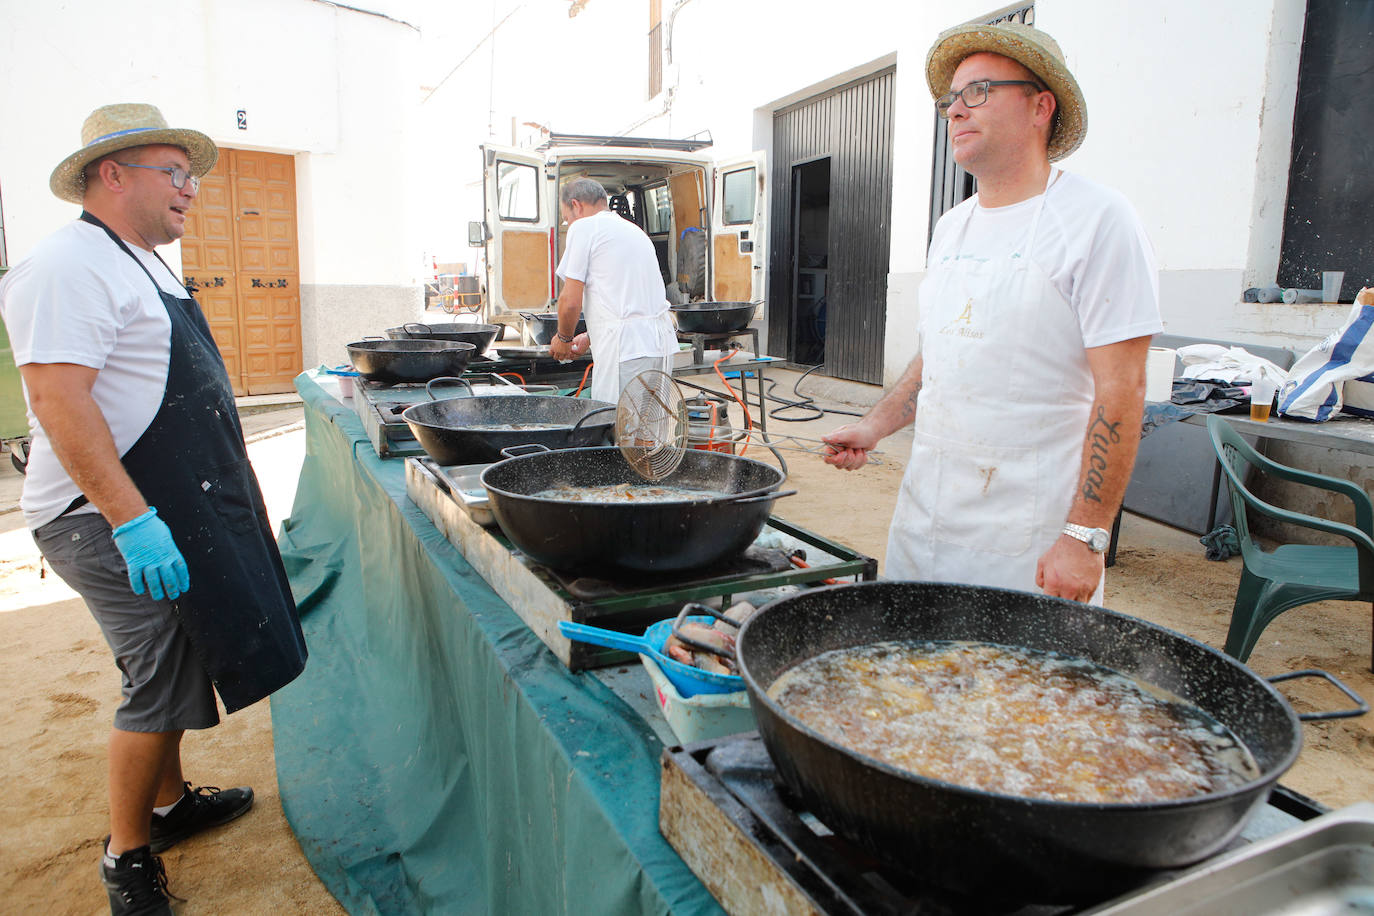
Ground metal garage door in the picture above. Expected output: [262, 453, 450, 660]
[767, 67, 894, 384]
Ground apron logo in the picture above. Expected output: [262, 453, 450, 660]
[940, 298, 984, 339]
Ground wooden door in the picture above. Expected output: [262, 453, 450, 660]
[181, 149, 302, 395]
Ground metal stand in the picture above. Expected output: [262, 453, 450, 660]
[678, 327, 760, 366]
[672, 328, 769, 438]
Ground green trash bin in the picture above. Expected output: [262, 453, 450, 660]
[0, 266, 33, 472]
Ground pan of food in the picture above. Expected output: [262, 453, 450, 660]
[480, 446, 792, 575]
[735, 580, 1359, 902]
[669, 301, 759, 335]
[346, 338, 476, 384]
[385, 322, 501, 355]
[401, 390, 616, 465]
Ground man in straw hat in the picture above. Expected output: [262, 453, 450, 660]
[0, 103, 307, 914]
[823, 22, 1161, 604]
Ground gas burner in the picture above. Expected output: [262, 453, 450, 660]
[676, 326, 762, 367]
[547, 546, 796, 601]
[661, 734, 1326, 916]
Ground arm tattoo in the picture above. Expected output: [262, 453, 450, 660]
[1081, 405, 1121, 503]
[899, 381, 922, 424]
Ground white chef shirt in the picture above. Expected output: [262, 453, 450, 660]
[555, 210, 676, 361]
[927, 169, 1161, 349]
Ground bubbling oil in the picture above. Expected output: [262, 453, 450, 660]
[531, 483, 727, 502]
[767, 640, 1261, 804]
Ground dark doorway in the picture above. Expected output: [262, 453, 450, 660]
[791, 158, 831, 366]
[768, 67, 894, 384]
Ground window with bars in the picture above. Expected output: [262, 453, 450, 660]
[927, 3, 1035, 246]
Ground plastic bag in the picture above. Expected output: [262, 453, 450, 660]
[1279, 299, 1374, 421]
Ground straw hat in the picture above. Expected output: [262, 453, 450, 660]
[49, 103, 218, 204]
[925, 21, 1087, 162]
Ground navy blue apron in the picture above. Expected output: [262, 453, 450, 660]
[80, 211, 307, 713]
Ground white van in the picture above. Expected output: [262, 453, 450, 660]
[469, 133, 766, 322]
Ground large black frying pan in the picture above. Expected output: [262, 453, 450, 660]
[385, 322, 500, 355]
[401, 392, 616, 465]
[520, 312, 587, 346]
[670, 301, 758, 334]
[346, 339, 476, 384]
[736, 580, 1311, 903]
[481, 446, 792, 576]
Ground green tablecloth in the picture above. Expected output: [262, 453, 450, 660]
[271, 369, 720, 915]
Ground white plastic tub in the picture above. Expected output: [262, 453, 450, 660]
[641, 654, 755, 744]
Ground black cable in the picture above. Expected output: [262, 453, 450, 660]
[762, 364, 866, 422]
[684, 363, 866, 424]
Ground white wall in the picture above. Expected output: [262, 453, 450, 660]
[0, 0, 422, 369]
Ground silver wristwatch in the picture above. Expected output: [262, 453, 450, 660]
[1062, 523, 1110, 553]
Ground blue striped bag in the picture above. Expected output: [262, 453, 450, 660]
[1279, 300, 1374, 421]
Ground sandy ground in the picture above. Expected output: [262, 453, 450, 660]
[0, 410, 344, 916]
[1, 372, 1371, 914]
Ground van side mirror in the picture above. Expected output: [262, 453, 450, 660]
[468, 221, 487, 247]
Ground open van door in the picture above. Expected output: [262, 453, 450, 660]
[710, 152, 767, 311]
[481, 144, 553, 314]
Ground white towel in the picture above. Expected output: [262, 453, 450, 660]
[1176, 344, 1289, 385]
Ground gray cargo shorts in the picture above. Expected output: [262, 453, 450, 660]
[33, 513, 219, 732]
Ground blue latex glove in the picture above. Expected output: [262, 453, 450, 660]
[111, 508, 190, 601]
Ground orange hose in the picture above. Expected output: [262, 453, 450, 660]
[498, 372, 525, 385]
[712, 349, 754, 454]
[789, 554, 837, 585]
[574, 361, 594, 397]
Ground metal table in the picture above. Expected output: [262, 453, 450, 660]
[672, 340, 780, 439]
[1109, 409, 1374, 566]
[1184, 410, 1374, 534]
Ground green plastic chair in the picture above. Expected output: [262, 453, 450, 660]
[1207, 414, 1374, 672]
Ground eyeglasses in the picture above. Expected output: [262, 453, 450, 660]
[935, 80, 1044, 118]
[117, 162, 201, 192]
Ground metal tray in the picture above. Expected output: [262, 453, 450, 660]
[493, 345, 553, 359]
[1089, 802, 1374, 914]
[434, 462, 497, 527]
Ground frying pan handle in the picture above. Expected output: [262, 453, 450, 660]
[501, 443, 550, 459]
[570, 405, 616, 434]
[1267, 669, 1370, 721]
[557, 621, 650, 654]
[404, 322, 434, 336]
[676, 601, 741, 630]
[726, 488, 798, 505]
[426, 377, 473, 400]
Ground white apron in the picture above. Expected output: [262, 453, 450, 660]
[585, 308, 677, 405]
[888, 174, 1104, 601]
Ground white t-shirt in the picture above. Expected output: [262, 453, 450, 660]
[927, 170, 1161, 348]
[555, 210, 676, 362]
[0, 219, 185, 530]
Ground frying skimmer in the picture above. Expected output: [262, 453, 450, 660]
[616, 369, 689, 481]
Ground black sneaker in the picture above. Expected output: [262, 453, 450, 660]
[149, 782, 254, 853]
[99, 842, 173, 916]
